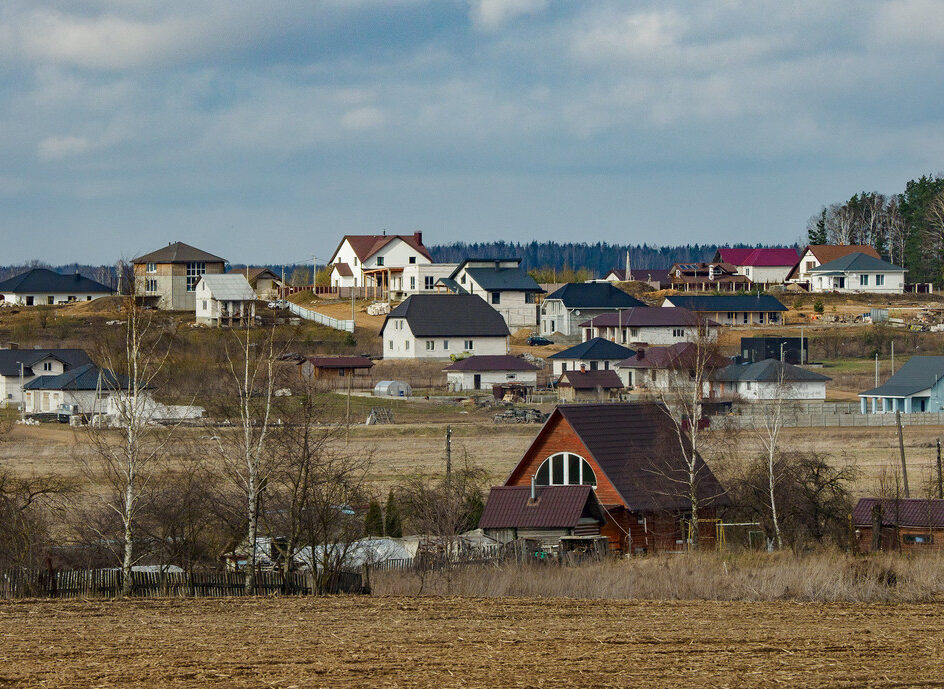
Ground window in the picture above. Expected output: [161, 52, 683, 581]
[146, 262, 156, 273]
[805, 261, 815, 272]
[727, 312, 734, 320]
[186, 262, 206, 292]
[202, 300, 208, 310]
[426, 340, 435, 351]
[903, 534, 933, 545]
[43, 362, 52, 371]
[47, 296, 54, 305]
[425, 276, 434, 289]
[860, 274, 869, 286]
[630, 327, 640, 338]
[409, 256, 416, 264]
[354, 257, 358, 266]
[506, 374, 516, 379]
[410, 276, 416, 290]
[672, 328, 684, 337]
[491, 292, 501, 305]
[525, 292, 535, 304]
[460, 274, 466, 284]
[876, 274, 885, 286]
[67, 295, 76, 302]
[389, 340, 394, 349]
[146, 278, 158, 293]
[534, 453, 596, 487]
[338, 369, 345, 377]
[405, 340, 410, 350]
[589, 361, 598, 371]
[443, 340, 449, 349]
[464, 340, 474, 350]
[376, 257, 385, 267]
[25, 296, 33, 306]
[87, 296, 92, 301]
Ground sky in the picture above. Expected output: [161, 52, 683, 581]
[2, 0, 943, 265]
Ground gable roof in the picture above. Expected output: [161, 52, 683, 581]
[713, 359, 831, 383]
[302, 356, 374, 370]
[443, 355, 539, 372]
[0, 269, 112, 295]
[808, 252, 905, 274]
[580, 306, 716, 328]
[335, 233, 432, 263]
[23, 363, 132, 391]
[479, 485, 604, 529]
[852, 498, 944, 529]
[715, 248, 799, 267]
[381, 294, 510, 338]
[456, 265, 543, 293]
[787, 245, 881, 280]
[545, 283, 646, 309]
[859, 356, 944, 398]
[617, 342, 729, 370]
[198, 274, 256, 301]
[0, 348, 92, 377]
[548, 337, 635, 361]
[662, 294, 787, 312]
[558, 369, 624, 389]
[508, 403, 729, 512]
[227, 267, 281, 284]
[606, 268, 670, 286]
[132, 242, 226, 264]
[332, 263, 353, 277]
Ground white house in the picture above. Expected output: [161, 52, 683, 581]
[380, 293, 510, 360]
[328, 232, 433, 296]
[712, 248, 800, 284]
[443, 355, 539, 392]
[540, 283, 646, 337]
[578, 307, 718, 346]
[615, 342, 729, 392]
[785, 244, 880, 285]
[547, 337, 636, 376]
[195, 274, 257, 326]
[22, 363, 140, 415]
[400, 262, 458, 297]
[0, 347, 92, 409]
[807, 252, 906, 294]
[712, 359, 831, 401]
[0, 268, 112, 306]
[440, 258, 544, 329]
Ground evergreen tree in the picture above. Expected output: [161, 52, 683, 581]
[808, 209, 828, 245]
[383, 490, 403, 538]
[364, 499, 384, 537]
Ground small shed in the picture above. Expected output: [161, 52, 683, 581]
[373, 380, 412, 397]
[853, 498, 944, 553]
[299, 356, 374, 387]
[556, 369, 624, 402]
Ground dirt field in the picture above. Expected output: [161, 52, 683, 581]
[1, 596, 943, 688]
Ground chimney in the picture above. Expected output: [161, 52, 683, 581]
[530, 474, 536, 501]
[580, 363, 587, 372]
[637, 348, 645, 360]
[414, 231, 423, 245]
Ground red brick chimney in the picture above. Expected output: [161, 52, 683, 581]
[413, 231, 423, 246]
[637, 348, 645, 360]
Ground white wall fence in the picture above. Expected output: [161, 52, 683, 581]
[713, 410, 944, 430]
[287, 301, 355, 333]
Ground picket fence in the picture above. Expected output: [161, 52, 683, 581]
[0, 568, 364, 599]
[286, 301, 355, 333]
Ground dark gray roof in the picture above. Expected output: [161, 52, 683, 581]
[23, 363, 132, 391]
[809, 252, 905, 274]
[579, 306, 716, 328]
[449, 260, 543, 293]
[860, 356, 944, 398]
[852, 498, 944, 528]
[443, 355, 538, 372]
[714, 359, 831, 383]
[382, 294, 510, 338]
[663, 295, 787, 312]
[0, 348, 92, 377]
[548, 337, 635, 361]
[558, 369, 624, 389]
[506, 403, 730, 512]
[436, 277, 468, 294]
[133, 242, 226, 264]
[0, 269, 111, 295]
[545, 283, 645, 309]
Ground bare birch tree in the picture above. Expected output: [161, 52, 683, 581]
[755, 365, 795, 550]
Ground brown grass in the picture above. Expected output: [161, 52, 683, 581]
[374, 551, 944, 603]
[2, 594, 943, 687]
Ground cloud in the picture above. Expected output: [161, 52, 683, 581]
[37, 135, 92, 160]
[469, 0, 548, 30]
[341, 106, 386, 131]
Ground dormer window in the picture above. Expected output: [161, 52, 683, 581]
[535, 453, 596, 487]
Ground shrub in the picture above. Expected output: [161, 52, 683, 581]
[813, 300, 824, 314]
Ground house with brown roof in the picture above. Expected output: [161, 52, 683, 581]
[579, 307, 719, 346]
[328, 232, 436, 297]
[556, 369, 624, 402]
[712, 248, 800, 284]
[443, 355, 539, 392]
[133, 241, 227, 311]
[615, 342, 729, 393]
[669, 262, 751, 292]
[499, 403, 730, 553]
[853, 498, 944, 553]
[227, 267, 285, 300]
[298, 356, 374, 388]
[786, 244, 880, 285]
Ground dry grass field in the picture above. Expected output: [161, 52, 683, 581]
[1, 596, 943, 688]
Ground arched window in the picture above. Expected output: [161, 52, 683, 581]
[534, 453, 596, 487]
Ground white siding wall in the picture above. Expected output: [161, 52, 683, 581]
[382, 318, 508, 360]
[401, 263, 457, 295]
[728, 380, 826, 400]
[740, 265, 793, 283]
[551, 358, 620, 376]
[446, 370, 538, 391]
[2, 292, 109, 306]
[810, 271, 905, 294]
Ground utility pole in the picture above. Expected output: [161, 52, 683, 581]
[281, 265, 285, 300]
[346, 368, 352, 445]
[896, 409, 909, 498]
[937, 438, 943, 499]
[780, 341, 785, 363]
[891, 340, 895, 375]
[312, 255, 317, 292]
[19, 362, 25, 421]
[875, 353, 879, 387]
[800, 326, 805, 365]
[445, 425, 452, 481]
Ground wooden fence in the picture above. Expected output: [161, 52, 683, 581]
[0, 568, 364, 599]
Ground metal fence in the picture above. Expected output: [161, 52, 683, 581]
[286, 301, 355, 333]
[0, 568, 364, 599]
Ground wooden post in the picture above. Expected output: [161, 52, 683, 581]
[346, 368, 352, 445]
[871, 502, 882, 552]
[937, 438, 943, 500]
[445, 425, 452, 481]
[896, 409, 910, 498]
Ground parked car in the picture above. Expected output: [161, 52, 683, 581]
[56, 403, 78, 423]
[527, 335, 553, 346]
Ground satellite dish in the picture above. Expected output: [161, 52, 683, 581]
[574, 310, 581, 316]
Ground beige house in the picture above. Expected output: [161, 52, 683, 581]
[133, 242, 227, 311]
[195, 274, 257, 327]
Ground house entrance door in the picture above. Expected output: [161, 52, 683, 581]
[473, 374, 481, 390]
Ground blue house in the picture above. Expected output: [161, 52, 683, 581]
[859, 356, 944, 413]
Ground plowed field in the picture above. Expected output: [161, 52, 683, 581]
[1, 596, 943, 688]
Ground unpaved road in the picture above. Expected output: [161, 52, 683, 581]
[1, 596, 943, 688]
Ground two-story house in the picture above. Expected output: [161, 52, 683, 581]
[380, 293, 510, 360]
[669, 262, 751, 292]
[712, 248, 800, 285]
[133, 242, 227, 311]
[439, 258, 544, 329]
[540, 283, 645, 337]
[0, 347, 93, 408]
[328, 232, 433, 297]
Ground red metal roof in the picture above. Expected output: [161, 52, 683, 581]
[852, 498, 944, 528]
[716, 248, 799, 267]
[302, 356, 374, 369]
[443, 355, 539, 372]
[479, 485, 602, 529]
